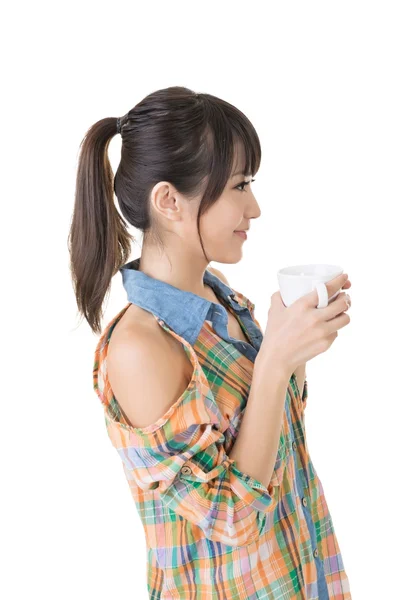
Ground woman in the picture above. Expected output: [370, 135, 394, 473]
[69, 86, 352, 599]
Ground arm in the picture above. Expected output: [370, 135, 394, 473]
[210, 266, 308, 402]
[229, 351, 291, 490]
[105, 323, 291, 548]
[209, 266, 296, 486]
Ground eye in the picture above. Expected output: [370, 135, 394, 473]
[235, 178, 256, 192]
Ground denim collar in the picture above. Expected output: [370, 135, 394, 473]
[119, 257, 257, 349]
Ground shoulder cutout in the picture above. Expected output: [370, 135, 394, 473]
[106, 324, 195, 430]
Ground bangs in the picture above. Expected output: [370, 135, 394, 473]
[196, 95, 262, 206]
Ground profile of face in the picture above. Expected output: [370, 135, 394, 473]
[149, 143, 262, 265]
[196, 145, 262, 264]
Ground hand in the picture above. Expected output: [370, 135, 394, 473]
[300, 274, 352, 365]
[295, 275, 352, 377]
[258, 273, 352, 376]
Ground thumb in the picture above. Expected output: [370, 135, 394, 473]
[272, 290, 287, 308]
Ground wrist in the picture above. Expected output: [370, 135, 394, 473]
[254, 348, 292, 383]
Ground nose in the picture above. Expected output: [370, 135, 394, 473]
[247, 194, 262, 221]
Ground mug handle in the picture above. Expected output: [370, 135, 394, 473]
[312, 281, 328, 308]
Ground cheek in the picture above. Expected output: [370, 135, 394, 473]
[204, 218, 232, 239]
[202, 206, 240, 237]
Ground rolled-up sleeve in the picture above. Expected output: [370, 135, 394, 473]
[102, 353, 289, 548]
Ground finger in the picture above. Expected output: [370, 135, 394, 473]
[305, 273, 348, 307]
[325, 273, 349, 301]
[324, 307, 351, 334]
[320, 291, 350, 321]
[273, 290, 287, 308]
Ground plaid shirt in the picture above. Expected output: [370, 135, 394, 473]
[93, 259, 352, 599]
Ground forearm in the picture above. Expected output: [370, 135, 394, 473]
[228, 353, 291, 490]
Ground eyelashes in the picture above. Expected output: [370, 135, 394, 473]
[235, 178, 256, 192]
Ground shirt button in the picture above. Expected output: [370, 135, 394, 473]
[313, 548, 319, 558]
[292, 441, 297, 451]
[181, 465, 192, 476]
[302, 497, 307, 507]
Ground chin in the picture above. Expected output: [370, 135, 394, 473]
[209, 248, 243, 265]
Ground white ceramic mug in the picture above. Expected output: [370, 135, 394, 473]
[277, 264, 344, 308]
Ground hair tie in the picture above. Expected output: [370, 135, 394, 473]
[116, 118, 121, 134]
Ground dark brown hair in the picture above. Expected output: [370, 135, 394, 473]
[68, 85, 262, 335]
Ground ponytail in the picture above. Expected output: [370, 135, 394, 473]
[68, 117, 134, 335]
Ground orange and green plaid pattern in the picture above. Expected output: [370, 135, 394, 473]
[93, 295, 351, 599]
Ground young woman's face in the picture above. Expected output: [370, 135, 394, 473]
[194, 145, 262, 264]
[149, 144, 261, 265]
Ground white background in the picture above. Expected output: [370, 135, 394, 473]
[2, 1, 399, 598]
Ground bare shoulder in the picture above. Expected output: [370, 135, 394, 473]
[208, 266, 230, 286]
[107, 307, 194, 429]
